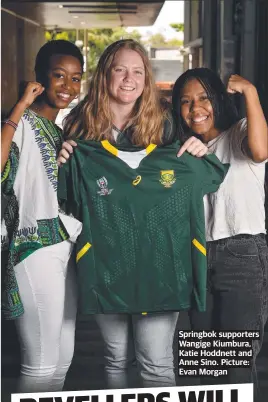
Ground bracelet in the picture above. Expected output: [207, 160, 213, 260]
[4, 119, 18, 130]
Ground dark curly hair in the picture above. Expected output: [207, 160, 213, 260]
[172, 67, 239, 142]
[34, 40, 84, 85]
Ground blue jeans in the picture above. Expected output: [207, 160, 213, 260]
[190, 234, 268, 387]
[95, 312, 179, 388]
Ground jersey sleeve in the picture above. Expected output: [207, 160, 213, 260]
[188, 154, 228, 310]
[57, 155, 82, 220]
[197, 153, 229, 194]
[1, 119, 24, 195]
[189, 184, 209, 312]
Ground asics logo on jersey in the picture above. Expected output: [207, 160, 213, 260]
[97, 177, 113, 196]
[159, 170, 176, 188]
[132, 175, 142, 186]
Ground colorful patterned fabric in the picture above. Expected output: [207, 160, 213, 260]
[1, 109, 79, 320]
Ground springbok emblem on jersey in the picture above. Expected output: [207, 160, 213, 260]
[159, 170, 176, 188]
[97, 177, 113, 196]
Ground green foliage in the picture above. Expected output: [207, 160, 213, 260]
[166, 38, 183, 47]
[66, 31, 77, 43]
[45, 30, 76, 42]
[45, 27, 143, 76]
[86, 27, 142, 75]
[53, 31, 69, 41]
[170, 23, 184, 32]
[145, 33, 182, 48]
[146, 33, 166, 47]
[44, 26, 182, 75]
[45, 27, 142, 75]
[45, 31, 52, 42]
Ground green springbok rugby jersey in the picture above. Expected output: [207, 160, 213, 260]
[58, 140, 228, 314]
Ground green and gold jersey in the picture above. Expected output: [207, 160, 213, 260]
[58, 140, 228, 314]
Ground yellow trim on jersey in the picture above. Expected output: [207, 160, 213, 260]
[76, 242, 92, 262]
[192, 238, 206, 256]
[146, 144, 157, 155]
[101, 140, 157, 158]
[101, 140, 118, 156]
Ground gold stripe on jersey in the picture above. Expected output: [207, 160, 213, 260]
[101, 140, 118, 156]
[77, 242, 92, 262]
[192, 238, 206, 256]
[101, 140, 157, 157]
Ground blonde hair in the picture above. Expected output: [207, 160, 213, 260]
[64, 39, 169, 146]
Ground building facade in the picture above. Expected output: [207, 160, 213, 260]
[1, 1, 164, 116]
[183, 0, 268, 118]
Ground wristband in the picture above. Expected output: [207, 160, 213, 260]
[4, 119, 18, 130]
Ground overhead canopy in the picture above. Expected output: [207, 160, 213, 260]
[2, 1, 165, 30]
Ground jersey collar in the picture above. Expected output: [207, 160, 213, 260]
[101, 140, 157, 156]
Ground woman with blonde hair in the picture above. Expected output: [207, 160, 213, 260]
[63, 39, 173, 146]
[58, 40, 225, 388]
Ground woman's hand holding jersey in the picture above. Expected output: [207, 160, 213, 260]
[58, 135, 209, 164]
[57, 140, 77, 166]
[177, 136, 209, 158]
[58, 135, 209, 166]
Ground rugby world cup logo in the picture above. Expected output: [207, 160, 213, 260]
[97, 176, 113, 196]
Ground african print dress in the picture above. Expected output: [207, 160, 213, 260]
[1, 109, 81, 319]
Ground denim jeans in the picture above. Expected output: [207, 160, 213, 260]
[190, 234, 268, 388]
[95, 312, 179, 388]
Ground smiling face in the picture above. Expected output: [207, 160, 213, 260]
[45, 54, 82, 109]
[180, 78, 219, 141]
[108, 48, 145, 107]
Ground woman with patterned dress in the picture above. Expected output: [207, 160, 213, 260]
[1, 40, 83, 392]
